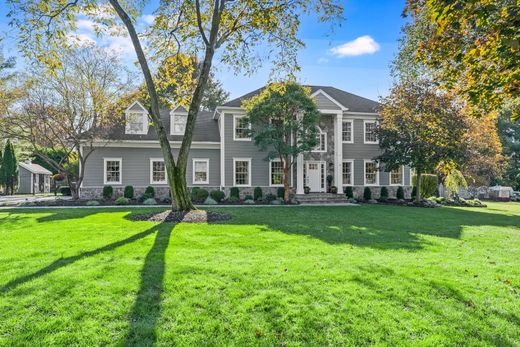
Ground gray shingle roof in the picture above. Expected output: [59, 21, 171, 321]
[223, 85, 380, 113]
[19, 162, 52, 175]
[104, 109, 220, 142]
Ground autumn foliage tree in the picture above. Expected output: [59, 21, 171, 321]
[244, 82, 319, 202]
[377, 79, 468, 202]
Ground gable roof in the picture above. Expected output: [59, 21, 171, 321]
[19, 162, 52, 175]
[222, 85, 380, 113]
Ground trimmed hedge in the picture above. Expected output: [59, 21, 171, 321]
[380, 187, 389, 201]
[396, 186, 405, 200]
[191, 187, 209, 203]
[102, 186, 113, 199]
[363, 187, 372, 201]
[145, 186, 155, 198]
[115, 197, 128, 205]
[230, 187, 240, 199]
[277, 187, 285, 199]
[254, 187, 263, 201]
[210, 190, 225, 203]
[59, 186, 71, 196]
[124, 185, 134, 199]
[344, 186, 353, 199]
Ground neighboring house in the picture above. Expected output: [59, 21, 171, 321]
[18, 161, 52, 194]
[80, 86, 412, 199]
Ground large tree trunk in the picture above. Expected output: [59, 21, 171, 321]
[415, 171, 422, 203]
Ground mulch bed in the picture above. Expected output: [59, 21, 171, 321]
[128, 210, 232, 223]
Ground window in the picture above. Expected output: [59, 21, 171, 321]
[390, 166, 403, 185]
[125, 111, 148, 134]
[270, 160, 284, 186]
[342, 120, 353, 143]
[233, 158, 251, 186]
[171, 113, 187, 135]
[364, 160, 379, 185]
[104, 158, 122, 185]
[193, 159, 209, 184]
[234, 115, 251, 141]
[312, 127, 327, 152]
[150, 159, 166, 184]
[364, 120, 378, 144]
[342, 160, 354, 186]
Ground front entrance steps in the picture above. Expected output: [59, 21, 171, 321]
[296, 193, 351, 205]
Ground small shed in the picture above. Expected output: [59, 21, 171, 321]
[18, 161, 52, 194]
[488, 185, 514, 201]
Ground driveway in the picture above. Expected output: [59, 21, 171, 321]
[0, 195, 72, 207]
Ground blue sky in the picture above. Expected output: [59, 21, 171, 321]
[0, 0, 408, 101]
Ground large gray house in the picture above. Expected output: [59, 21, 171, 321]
[80, 86, 412, 199]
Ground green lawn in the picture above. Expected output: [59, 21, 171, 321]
[0, 203, 519, 346]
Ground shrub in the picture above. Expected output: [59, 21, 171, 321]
[396, 186, 405, 200]
[204, 197, 218, 205]
[102, 186, 113, 199]
[210, 190, 225, 203]
[161, 197, 172, 204]
[143, 198, 157, 205]
[330, 186, 338, 194]
[271, 199, 282, 205]
[228, 196, 240, 203]
[244, 194, 253, 201]
[59, 186, 71, 196]
[363, 187, 372, 201]
[191, 187, 209, 203]
[244, 199, 255, 204]
[145, 186, 155, 198]
[412, 174, 439, 199]
[115, 197, 129, 205]
[380, 187, 389, 201]
[254, 187, 263, 201]
[139, 193, 154, 202]
[411, 186, 417, 200]
[86, 200, 100, 206]
[52, 173, 65, 181]
[124, 185, 134, 199]
[344, 186, 354, 198]
[277, 187, 285, 199]
[230, 187, 240, 199]
[304, 186, 310, 194]
[265, 193, 276, 202]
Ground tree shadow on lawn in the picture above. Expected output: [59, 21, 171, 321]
[219, 205, 520, 251]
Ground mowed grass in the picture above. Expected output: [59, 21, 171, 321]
[0, 203, 519, 346]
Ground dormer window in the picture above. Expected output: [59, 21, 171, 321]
[125, 101, 149, 135]
[170, 106, 188, 135]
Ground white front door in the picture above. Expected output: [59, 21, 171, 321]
[306, 162, 323, 192]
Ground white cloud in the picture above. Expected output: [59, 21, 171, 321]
[317, 57, 329, 64]
[140, 14, 156, 25]
[66, 33, 96, 47]
[330, 35, 380, 57]
[76, 19, 96, 32]
[106, 35, 135, 56]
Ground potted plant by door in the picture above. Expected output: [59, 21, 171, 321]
[304, 186, 310, 194]
[326, 175, 333, 192]
[330, 186, 338, 194]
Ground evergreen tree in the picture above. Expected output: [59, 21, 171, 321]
[1, 140, 18, 195]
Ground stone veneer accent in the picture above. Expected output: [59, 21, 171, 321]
[347, 186, 413, 200]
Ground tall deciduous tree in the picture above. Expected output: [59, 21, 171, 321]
[0, 48, 127, 199]
[498, 102, 520, 190]
[403, 0, 520, 121]
[377, 79, 468, 202]
[7, 0, 343, 211]
[0, 140, 18, 195]
[244, 82, 319, 202]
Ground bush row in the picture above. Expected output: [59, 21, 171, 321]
[343, 186, 406, 201]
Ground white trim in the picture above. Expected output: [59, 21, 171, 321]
[149, 158, 167, 185]
[103, 158, 122, 185]
[220, 114, 225, 188]
[86, 140, 220, 149]
[233, 158, 252, 187]
[214, 107, 245, 119]
[363, 159, 379, 186]
[125, 102, 149, 135]
[170, 110, 188, 135]
[310, 89, 348, 111]
[269, 159, 284, 187]
[344, 111, 379, 116]
[311, 126, 327, 153]
[342, 159, 354, 186]
[233, 114, 251, 141]
[363, 120, 379, 144]
[389, 165, 405, 186]
[304, 160, 326, 192]
[192, 158, 210, 185]
[125, 100, 147, 113]
[341, 119, 354, 144]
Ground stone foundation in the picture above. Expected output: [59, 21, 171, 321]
[347, 186, 412, 200]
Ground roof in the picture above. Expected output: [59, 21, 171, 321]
[19, 162, 52, 175]
[223, 85, 380, 113]
[104, 108, 220, 142]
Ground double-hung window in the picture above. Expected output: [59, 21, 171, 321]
[312, 127, 327, 152]
[193, 159, 209, 184]
[171, 113, 187, 135]
[364, 120, 378, 144]
[234, 158, 251, 186]
[125, 111, 148, 134]
[342, 120, 353, 143]
[270, 160, 284, 186]
[390, 166, 403, 185]
[150, 159, 167, 184]
[234, 115, 251, 141]
[104, 158, 122, 185]
[342, 160, 354, 186]
[364, 160, 379, 186]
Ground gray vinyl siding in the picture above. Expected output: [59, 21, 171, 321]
[82, 147, 220, 187]
[18, 167, 32, 194]
[314, 93, 341, 110]
[343, 119, 411, 186]
[223, 113, 270, 186]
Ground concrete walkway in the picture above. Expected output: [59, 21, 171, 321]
[0, 195, 73, 207]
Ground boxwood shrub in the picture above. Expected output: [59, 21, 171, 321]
[124, 185, 134, 199]
[396, 186, 404, 200]
[102, 185, 113, 199]
[253, 187, 263, 201]
[344, 186, 354, 199]
[363, 187, 372, 201]
[145, 186, 155, 198]
[210, 190, 225, 203]
[379, 187, 389, 202]
[230, 187, 240, 199]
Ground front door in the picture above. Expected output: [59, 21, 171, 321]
[306, 162, 323, 192]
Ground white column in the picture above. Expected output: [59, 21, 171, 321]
[296, 153, 304, 194]
[334, 112, 343, 193]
